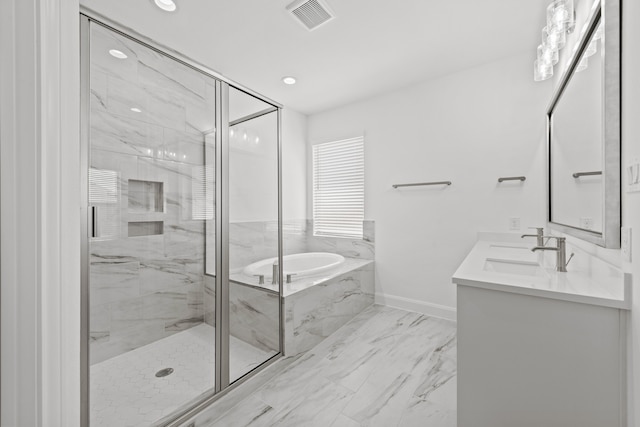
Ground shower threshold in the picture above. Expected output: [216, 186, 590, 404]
[90, 324, 275, 427]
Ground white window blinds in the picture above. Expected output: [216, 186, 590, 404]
[312, 136, 364, 239]
[89, 168, 119, 238]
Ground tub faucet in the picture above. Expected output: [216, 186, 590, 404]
[531, 236, 572, 272]
[272, 261, 279, 285]
[521, 227, 545, 246]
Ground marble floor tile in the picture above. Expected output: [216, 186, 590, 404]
[204, 305, 456, 427]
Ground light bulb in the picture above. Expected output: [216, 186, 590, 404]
[547, 0, 574, 33]
[109, 49, 127, 59]
[537, 44, 558, 66]
[154, 0, 177, 12]
[542, 26, 566, 51]
[534, 59, 553, 82]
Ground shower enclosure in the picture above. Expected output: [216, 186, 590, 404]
[80, 15, 283, 426]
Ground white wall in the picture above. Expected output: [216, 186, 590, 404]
[229, 112, 280, 223]
[227, 101, 306, 223]
[282, 108, 308, 222]
[308, 53, 551, 319]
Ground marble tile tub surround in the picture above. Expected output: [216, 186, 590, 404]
[229, 259, 374, 357]
[89, 24, 217, 364]
[189, 305, 457, 427]
[229, 282, 280, 354]
[284, 260, 374, 357]
[230, 219, 374, 272]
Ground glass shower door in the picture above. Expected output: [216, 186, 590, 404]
[227, 87, 281, 382]
[83, 16, 283, 426]
[86, 21, 217, 426]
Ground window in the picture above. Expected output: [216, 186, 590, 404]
[89, 168, 119, 238]
[191, 165, 214, 220]
[312, 136, 364, 239]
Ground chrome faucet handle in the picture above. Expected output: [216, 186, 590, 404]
[286, 273, 296, 284]
[522, 227, 545, 246]
[532, 236, 568, 272]
[253, 274, 265, 285]
[565, 252, 575, 268]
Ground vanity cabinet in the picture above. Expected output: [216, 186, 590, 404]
[457, 284, 626, 427]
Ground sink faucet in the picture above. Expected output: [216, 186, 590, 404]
[531, 236, 570, 272]
[272, 260, 279, 285]
[521, 227, 545, 246]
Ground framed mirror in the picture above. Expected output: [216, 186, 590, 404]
[547, 0, 620, 248]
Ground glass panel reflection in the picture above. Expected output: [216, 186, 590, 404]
[88, 22, 216, 425]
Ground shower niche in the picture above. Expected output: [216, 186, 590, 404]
[82, 16, 283, 427]
[128, 179, 164, 213]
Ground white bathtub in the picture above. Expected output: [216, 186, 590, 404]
[243, 252, 345, 278]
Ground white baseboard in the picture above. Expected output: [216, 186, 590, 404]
[375, 293, 457, 322]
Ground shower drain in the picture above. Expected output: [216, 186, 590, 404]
[155, 368, 174, 378]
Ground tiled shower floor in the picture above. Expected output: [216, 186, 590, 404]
[90, 324, 275, 427]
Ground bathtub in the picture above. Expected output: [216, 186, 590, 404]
[243, 252, 345, 278]
[233, 252, 374, 357]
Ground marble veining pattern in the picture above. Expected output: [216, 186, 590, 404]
[230, 282, 280, 356]
[89, 23, 215, 363]
[196, 305, 456, 427]
[90, 323, 272, 427]
[284, 262, 375, 357]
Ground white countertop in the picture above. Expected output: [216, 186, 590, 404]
[452, 233, 631, 310]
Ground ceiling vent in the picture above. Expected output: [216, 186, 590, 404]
[287, 0, 335, 31]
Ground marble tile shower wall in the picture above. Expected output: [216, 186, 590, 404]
[229, 219, 375, 273]
[89, 25, 216, 365]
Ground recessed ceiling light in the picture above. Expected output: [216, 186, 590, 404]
[154, 0, 177, 12]
[130, 107, 142, 113]
[282, 76, 297, 85]
[109, 49, 127, 59]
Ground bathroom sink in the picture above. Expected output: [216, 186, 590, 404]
[483, 258, 547, 277]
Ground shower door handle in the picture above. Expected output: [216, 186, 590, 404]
[91, 206, 98, 238]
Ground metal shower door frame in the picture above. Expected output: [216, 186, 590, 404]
[79, 12, 284, 426]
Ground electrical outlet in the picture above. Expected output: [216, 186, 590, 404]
[580, 217, 593, 230]
[622, 227, 632, 262]
[509, 217, 521, 231]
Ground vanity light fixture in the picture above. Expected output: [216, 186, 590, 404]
[282, 76, 297, 85]
[154, 0, 177, 12]
[109, 49, 128, 59]
[534, 0, 575, 81]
